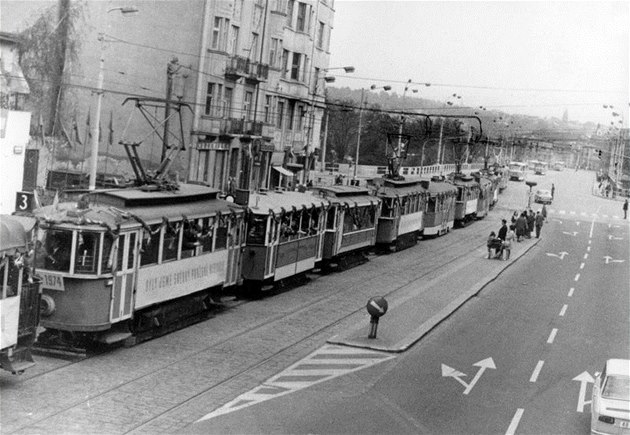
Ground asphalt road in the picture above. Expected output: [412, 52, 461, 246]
[194, 169, 629, 434]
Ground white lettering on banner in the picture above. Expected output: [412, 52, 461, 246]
[136, 252, 228, 309]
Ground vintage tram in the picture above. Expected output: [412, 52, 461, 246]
[31, 184, 245, 347]
[241, 190, 329, 292]
[472, 173, 493, 220]
[370, 177, 428, 252]
[421, 178, 457, 237]
[0, 215, 41, 374]
[310, 185, 381, 269]
[449, 173, 480, 227]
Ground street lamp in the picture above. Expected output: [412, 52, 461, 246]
[354, 85, 391, 179]
[88, 6, 138, 190]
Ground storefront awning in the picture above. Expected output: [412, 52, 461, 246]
[273, 166, 294, 177]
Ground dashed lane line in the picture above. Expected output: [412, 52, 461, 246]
[505, 408, 524, 435]
[530, 360, 544, 382]
[196, 345, 396, 422]
[547, 329, 558, 344]
[559, 304, 568, 316]
[568, 287, 575, 297]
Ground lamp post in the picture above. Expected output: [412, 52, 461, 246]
[397, 80, 430, 156]
[315, 66, 354, 176]
[88, 6, 138, 190]
[354, 84, 391, 179]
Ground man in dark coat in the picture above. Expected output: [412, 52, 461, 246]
[498, 219, 508, 241]
[535, 211, 544, 238]
[526, 210, 535, 238]
[515, 212, 527, 242]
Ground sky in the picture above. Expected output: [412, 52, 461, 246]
[328, 1, 629, 126]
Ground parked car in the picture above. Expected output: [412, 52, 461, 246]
[591, 359, 630, 434]
[534, 189, 552, 204]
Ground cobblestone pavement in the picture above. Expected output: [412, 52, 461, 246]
[2, 201, 511, 435]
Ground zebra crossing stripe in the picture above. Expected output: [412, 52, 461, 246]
[197, 345, 395, 422]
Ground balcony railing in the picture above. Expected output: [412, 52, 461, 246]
[221, 118, 264, 136]
[225, 56, 269, 83]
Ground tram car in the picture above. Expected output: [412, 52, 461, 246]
[421, 177, 457, 237]
[310, 185, 381, 269]
[241, 190, 329, 292]
[449, 173, 480, 227]
[0, 215, 41, 374]
[369, 177, 428, 252]
[472, 172, 493, 219]
[496, 165, 509, 192]
[30, 184, 245, 347]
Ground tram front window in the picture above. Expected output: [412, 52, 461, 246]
[74, 231, 101, 274]
[247, 216, 267, 245]
[0, 256, 20, 298]
[140, 225, 161, 266]
[43, 230, 72, 272]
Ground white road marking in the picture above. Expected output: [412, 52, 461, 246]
[574, 273, 580, 281]
[559, 304, 568, 316]
[530, 360, 545, 382]
[587, 246, 591, 251]
[580, 263, 585, 269]
[573, 372, 594, 413]
[584, 253, 588, 260]
[568, 287, 575, 297]
[505, 408, 524, 435]
[570, 211, 576, 215]
[547, 328, 558, 344]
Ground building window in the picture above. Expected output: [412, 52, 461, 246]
[296, 2, 307, 32]
[286, 0, 295, 27]
[224, 87, 233, 117]
[317, 21, 325, 48]
[205, 83, 214, 116]
[276, 100, 285, 129]
[281, 49, 289, 78]
[243, 91, 253, 121]
[290, 53, 301, 80]
[229, 25, 240, 55]
[211, 17, 230, 51]
[264, 95, 272, 123]
[287, 100, 295, 130]
[250, 33, 259, 60]
[233, 0, 243, 20]
[296, 104, 305, 130]
[313, 67, 320, 93]
[269, 37, 281, 67]
[252, 3, 263, 29]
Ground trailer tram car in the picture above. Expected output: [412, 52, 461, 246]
[310, 185, 381, 269]
[241, 190, 328, 292]
[472, 173, 493, 219]
[0, 215, 41, 374]
[370, 177, 428, 252]
[31, 184, 245, 347]
[421, 178, 457, 237]
[449, 173, 480, 227]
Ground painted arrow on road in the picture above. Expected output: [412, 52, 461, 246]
[604, 256, 625, 264]
[441, 357, 496, 395]
[608, 235, 623, 240]
[546, 252, 569, 260]
[563, 231, 579, 236]
[573, 371, 594, 413]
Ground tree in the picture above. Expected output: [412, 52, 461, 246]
[325, 99, 357, 164]
[19, 0, 84, 136]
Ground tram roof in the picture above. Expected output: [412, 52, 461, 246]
[423, 180, 458, 196]
[309, 185, 380, 207]
[247, 190, 329, 215]
[91, 183, 221, 208]
[0, 215, 30, 253]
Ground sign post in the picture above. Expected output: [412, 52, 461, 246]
[366, 296, 388, 339]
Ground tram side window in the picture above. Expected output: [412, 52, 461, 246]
[326, 207, 335, 229]
[299, 209, 310, 236]
[140, 224, 161, 266]
[247, 215, 267, 245]
[182, 220, 200, 259]
[215, 218, 228, 250]
[162, 222, 180, 262]
[343, 209, 356, 232]
[279, 213, 295, 242]
[200, 217, 215, 253]
[0, 256, 20, 298]
[101, 233, 115, 273]
[44, 230, 72, 272]
[74, 231, 100, 275]
[311, 208, 321, 234]
[382, 198, 396, 218]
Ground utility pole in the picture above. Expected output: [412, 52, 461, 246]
[162, 57, 181, 162]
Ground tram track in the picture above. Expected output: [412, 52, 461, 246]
[2, 216, 497, 434]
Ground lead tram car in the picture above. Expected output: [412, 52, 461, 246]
[31, 184, 245, 348]
[0, 215, 41, 374]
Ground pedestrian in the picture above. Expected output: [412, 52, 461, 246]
[526, 210, 535, 239]
[503, 225, 516, 260]
[551, 183, 555, 199]
[535, 210, 544, 238]
[511, 211, 518, 225]
[624, 199, 628, 219]
[487, 231, 502, 259]
[498, 219, 508, 242]
[541, 204, 548, 222]
[515, 212, 527, 242]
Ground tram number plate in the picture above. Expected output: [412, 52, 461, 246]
[40, 272, 65, 291]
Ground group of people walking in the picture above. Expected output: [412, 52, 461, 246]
[487, 206, 546, 260]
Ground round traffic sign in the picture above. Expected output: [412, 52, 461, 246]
[366, 296, 388, 317]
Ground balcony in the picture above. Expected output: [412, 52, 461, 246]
[221, 118, 263, 136]
[225, 56, 269, 84]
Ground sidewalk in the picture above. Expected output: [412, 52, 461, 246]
[328, 237, 540, 352]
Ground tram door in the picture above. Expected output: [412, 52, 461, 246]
[111, 232, 137, 322]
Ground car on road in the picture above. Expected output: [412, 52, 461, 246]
[534, 189, 552, 204]
[591, 359, 630, 434]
